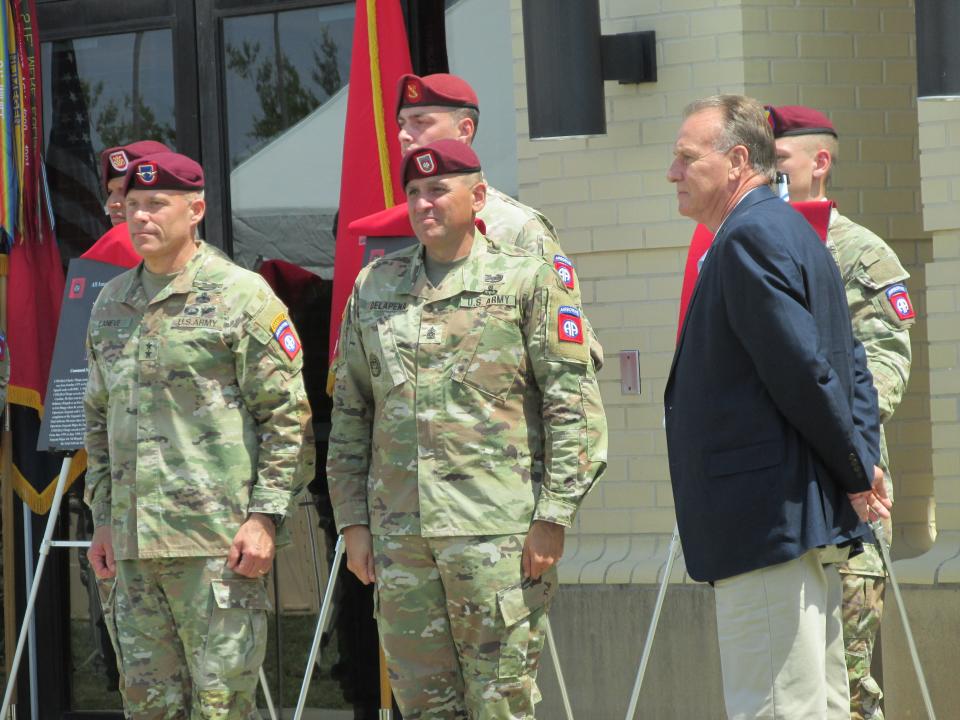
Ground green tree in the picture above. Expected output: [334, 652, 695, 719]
[82, 79, 175, 151]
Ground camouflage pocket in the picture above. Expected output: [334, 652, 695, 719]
[494, 568, 557, 679]
[365, 316, 408, 400]
[201, 579, 271, 690]
[454, 314, 524, 403]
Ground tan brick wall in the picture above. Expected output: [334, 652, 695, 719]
[915, 98, 960, 545]
[509, 0, 935, 581]
[739, 0, 933, 555]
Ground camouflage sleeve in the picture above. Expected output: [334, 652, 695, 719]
[520, 220, 606, 371]
[82, 326, 112, 528]
[235, 286, 315, 519]
[524, 264, 608, 526]
[847, 250, 914, 424]
[326, 288, 375, 532]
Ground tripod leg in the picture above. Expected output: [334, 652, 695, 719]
[293, 534, 345, 720]
[1, 455, 74, 719]
[544, 616, 575, 720]
[869, 521, 936, 719]
[624, 526, 681, 720]
[259, 667, 278, 720]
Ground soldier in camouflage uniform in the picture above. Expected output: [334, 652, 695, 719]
[327, 140, 607, 719]
[769, 105, 915, 720]
[84, 152, 314, 718]
[395, 72, 603, 370]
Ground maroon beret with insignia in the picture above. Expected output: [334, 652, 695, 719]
[764, 105, 837, 139]
[99, 140, 171, 191]
[122, 152, 205, 194]
[401, 139, 482, 186]
[396, 73, 479, 117]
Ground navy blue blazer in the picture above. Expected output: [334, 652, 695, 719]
[664, 186, 879, 583]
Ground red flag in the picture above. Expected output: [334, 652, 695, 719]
[328, 0, 412, 361]
[81, 222, 141, 269]
[676, 202, 835, 341]
[4, 209, 77, 513]
[1, 0, 85, 512]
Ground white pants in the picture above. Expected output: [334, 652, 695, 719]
[714, 549, 849, 719]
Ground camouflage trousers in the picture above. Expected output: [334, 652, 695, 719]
[840, 564, 886, 720]
[373, 534, 557, 720]
[97, 576, 125, 696]
[111, 556, 270, 719]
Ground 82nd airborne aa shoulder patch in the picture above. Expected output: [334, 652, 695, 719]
[270, 313, 302, 360]
[553, 254, 576, 290]
[885, 284, 915, 322]
[557, 305, 584, 344]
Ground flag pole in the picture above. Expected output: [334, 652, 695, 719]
[0, 254, 15, 704]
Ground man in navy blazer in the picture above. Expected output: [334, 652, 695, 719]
[664, 95, 891, 719]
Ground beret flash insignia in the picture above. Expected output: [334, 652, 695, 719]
[109, 150, 129, 171]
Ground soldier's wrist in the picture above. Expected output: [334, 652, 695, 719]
[250, 511, 285, 531]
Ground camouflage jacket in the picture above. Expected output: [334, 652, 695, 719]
[479, 183, 604, 369]
[826, 209, 913, 576]
[327, 233, 607, 537]
[479, 185, 565, 261]
[84, 242, 315, 560]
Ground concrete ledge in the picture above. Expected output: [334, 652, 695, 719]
[561, 532, 960, 586]
[535, 581, 960, 719]
[888, 530, 960, 584]
[560, 533, 694, 585]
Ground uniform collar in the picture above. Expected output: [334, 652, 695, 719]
[399, 232, 489, 301]
[121, 240, 210, 308]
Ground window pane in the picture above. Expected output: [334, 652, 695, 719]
[42, 30, 176, 260]
[225, 5, 354, 277]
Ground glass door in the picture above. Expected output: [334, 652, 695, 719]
[38, 2, 195, 716]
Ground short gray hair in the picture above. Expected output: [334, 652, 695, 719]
[683, 95, 777, 182]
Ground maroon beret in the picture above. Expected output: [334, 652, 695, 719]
[764, 105, 837, 138]
[100, 140, 171, 191]
[123, 152, 205, 194]
[396, 73, 479, 117]
[401, 139, 482, 186]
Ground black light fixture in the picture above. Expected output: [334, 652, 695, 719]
[521, 0, 657, 139]
[916, 0, 960, 98]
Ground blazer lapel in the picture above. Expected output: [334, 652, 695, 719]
[666, 186, 778, 389]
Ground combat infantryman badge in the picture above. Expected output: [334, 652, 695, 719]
[553, 255, 576, 290]
[557, 305, 584, 344]
[885, 284, 915, 321]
